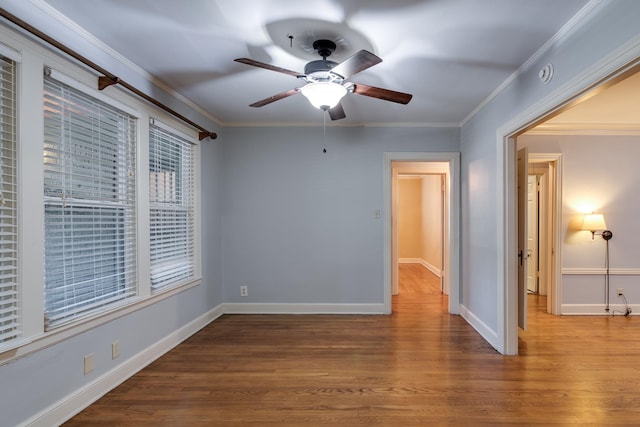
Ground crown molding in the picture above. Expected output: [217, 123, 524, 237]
[221, 120, 460, 128]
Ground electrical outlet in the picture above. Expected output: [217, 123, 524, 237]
[240, 285, 248, 297]
[112, 340, 120, 359]
[617, 288, 624, 296]
[84, 354, 94, 375]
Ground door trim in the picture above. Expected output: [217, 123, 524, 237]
[383, 152, 460, 315]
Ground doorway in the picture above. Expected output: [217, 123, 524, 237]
[383, 152, 460, 315]
[516, 153, 562, 330]
[526, 173, 538, 295]
[527, 156, 562, 315]
[395, 172, 445, 298]
[501, 58, 640, 355]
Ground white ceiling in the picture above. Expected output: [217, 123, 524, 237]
[39, 0, 591, 126]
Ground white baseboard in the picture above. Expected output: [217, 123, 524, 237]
[421, 259, 442, 277]
[459, 304, 501, 352]
[27, 304, 225, 427]
[222, 302, 386, 315]
[398, 257, 423, 264]
[398, 258, 442, 277]
[561, 304, 637, 316]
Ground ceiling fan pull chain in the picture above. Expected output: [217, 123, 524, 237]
[323, 109, 327, 153]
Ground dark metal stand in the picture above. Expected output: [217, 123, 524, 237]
[602, 230, 613, 312]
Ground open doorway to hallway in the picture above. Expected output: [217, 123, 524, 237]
[394, 171, 446, 313]
[522, 154, 562, 319]
[396, 173, 445, 293]
[392, 162, 448, 309]
[383, 152, 460, 316]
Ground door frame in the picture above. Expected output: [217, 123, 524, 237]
[383, 152, 460, 315]
[498, 52, 640, 355]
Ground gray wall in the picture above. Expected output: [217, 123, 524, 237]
[221, 126, 459, 305]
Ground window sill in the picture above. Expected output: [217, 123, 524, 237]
[0, 277, 201, 366]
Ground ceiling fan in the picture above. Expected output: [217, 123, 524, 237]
[234, 39, 413, 120]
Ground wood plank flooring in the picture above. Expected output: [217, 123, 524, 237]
[65, 264, 640, 426]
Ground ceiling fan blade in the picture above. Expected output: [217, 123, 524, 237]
[328, 103, 346, 121]
[249, 88, 299, 107]
[353, 83, 413, 105]
[235, 58, 303, 78]
[329, 50, 382, 79]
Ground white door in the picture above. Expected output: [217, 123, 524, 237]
[517, 148, 528, 331]
[527, 175, 538, 293]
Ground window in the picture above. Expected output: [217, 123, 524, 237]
[0, 55, 17, 343]
[0, 31, 204, 361]
[43, 73, 137, 329]
[149, 121, 195, 291]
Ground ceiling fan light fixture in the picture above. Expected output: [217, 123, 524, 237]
[300, 82, 347, 111]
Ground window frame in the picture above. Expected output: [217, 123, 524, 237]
[148, 118, 198, 293]
[0, 52, 19, 345]
[43, 70, 139, 329]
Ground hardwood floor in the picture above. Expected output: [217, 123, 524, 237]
[66, 264, 640, 426]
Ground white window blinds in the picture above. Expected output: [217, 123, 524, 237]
[43, 73, 137, 329]
[149, 121, 195, 291]
[0, 56, 18, 343]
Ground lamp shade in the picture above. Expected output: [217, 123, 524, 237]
[300, 82, 347, 111]
[582, 213, 607, 231]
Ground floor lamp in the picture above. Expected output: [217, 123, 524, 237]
[582, 213, 613, 312]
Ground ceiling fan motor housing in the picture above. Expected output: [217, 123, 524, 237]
[313, 39, 337, 59]
[303, 39, 343, 84]
[304, 60, 339, 78]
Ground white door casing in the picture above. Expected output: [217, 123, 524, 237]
[383, 152, 460, 315]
